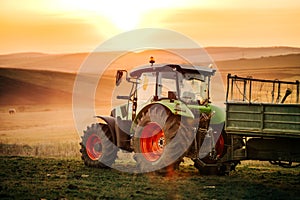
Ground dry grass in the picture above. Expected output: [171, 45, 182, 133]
[0, 142, 81, 159]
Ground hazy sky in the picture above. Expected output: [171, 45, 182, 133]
[1, 0, 300, 53]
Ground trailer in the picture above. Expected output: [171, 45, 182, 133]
[223, 74, 300, 168]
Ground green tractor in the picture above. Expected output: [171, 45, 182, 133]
[80, 58, 240, 174]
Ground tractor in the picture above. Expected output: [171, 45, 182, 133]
[80, 58, 241, 175]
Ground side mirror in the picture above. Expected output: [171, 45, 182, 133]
[116, 70, 123, 86]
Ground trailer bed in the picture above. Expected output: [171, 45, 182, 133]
[226, 102, 300, 138]
[225, 74, 300, 139]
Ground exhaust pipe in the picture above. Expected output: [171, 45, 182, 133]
[281, 88, 292, 103]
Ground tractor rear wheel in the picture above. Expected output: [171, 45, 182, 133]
[133, 104, 194, 174]
[80, 123, 118, 168]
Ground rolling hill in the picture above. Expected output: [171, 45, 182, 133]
[0, 68, 75, 105]
[0, 49, 299, 106]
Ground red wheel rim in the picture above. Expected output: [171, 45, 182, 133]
[215, 134, 224, 157]
[140, 122, 165, 162]
[86, 133, 102, 160]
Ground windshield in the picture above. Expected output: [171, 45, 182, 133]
[180, 77, 208, 104]
[137, 71, 209, 107]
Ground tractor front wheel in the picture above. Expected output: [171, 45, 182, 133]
[80, 123, 118, 168]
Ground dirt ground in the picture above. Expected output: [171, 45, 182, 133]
[0, 105, 77, 144]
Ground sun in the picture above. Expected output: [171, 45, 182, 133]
[55, 0, 196, 32]
[32, 0, 202, 39]
[56, 0, 148, 32]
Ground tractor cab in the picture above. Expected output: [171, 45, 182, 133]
[115, 58, 216, 120]
[131, 64, 215, 104]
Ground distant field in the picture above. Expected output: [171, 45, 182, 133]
[216, 54, 300, 81]
[1, 47, 300, 72]
[1, 156, 299, 199]
[1, 53, 299, 105]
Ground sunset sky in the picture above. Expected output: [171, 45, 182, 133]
[1, 0, 300, 53]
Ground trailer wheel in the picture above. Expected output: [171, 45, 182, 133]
[133, 104, 193, 174]
[80, 123, 118, 168]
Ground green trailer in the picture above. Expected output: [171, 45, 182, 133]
[224, 74, 300, 168]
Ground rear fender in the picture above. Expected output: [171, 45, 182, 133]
[95, 116, 117, 144]
[209, 105, 226, 144]
[210, 104, 225, 125]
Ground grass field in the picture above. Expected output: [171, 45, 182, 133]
[1, 156, 300, 200]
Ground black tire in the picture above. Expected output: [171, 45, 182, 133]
[80, 123, 118, 168]
[133, 104, 194, 174]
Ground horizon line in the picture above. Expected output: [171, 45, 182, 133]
[1, 45, 300, 56]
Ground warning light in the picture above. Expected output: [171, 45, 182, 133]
[149, 56, 155, 66]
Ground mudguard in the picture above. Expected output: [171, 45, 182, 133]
[208, 105, 226, 138]
[210, 104, 225, 125]
[95, 116, 117, 144]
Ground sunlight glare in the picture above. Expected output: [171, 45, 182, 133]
[57, 0, 144, 31]
[56, 0, 198, 32]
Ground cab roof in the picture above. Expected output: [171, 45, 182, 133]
[129, 63, 216, 78]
